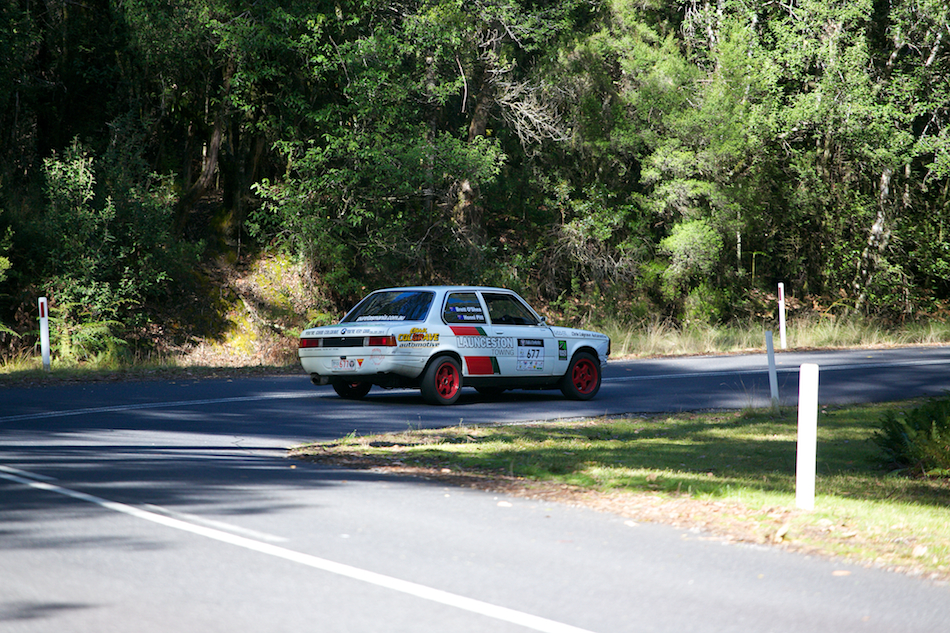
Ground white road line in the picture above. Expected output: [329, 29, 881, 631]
[603, 358, 950, 383]
[0, 392, 315, 423]
[602, 369, 790, 383]
[0, 467, 597, 633]
[142, 504, 289, 543]
[0, 464, 58, 481]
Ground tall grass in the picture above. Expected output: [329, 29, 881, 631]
[599, 315, 950, 359]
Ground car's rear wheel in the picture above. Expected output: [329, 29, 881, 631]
[559, 351, 601, 400]
[421, 356, 462, 405]
[332, 380, 372, 400]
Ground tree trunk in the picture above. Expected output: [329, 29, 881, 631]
[174, 59, 235, 235]
[852, 168, 894, 312]
[467, 68, 494, 141]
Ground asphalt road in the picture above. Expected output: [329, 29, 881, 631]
[2, 347, 950, 632]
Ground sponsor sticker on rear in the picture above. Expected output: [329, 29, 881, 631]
[331, 358, 363, 371]
[397, 327, 440, 347]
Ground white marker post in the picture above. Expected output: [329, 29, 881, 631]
[796, 364, 819, 510]
[38, 296, 51, 372]
[765, 331, 779, 408]
[778, 282, 787, 349]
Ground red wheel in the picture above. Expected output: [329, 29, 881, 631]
[559, 352, 601, 400]
[421, 356, 462, 405]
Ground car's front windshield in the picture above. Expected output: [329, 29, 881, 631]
[481, 292, 541, 325]
[341, 290, 435, 323]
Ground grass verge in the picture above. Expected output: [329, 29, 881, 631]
[291, 400, 950, 582]
[0, 359, 300, 387]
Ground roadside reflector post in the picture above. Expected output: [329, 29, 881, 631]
[765, 330, 779, 409]
[38, 296, 51, 372]
[796, 363, 819, 510]
[778, 282, 787, 349]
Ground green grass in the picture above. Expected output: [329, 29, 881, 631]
[292, 401, 950, 580]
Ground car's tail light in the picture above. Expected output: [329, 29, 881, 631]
[367, 335, 397, 347]
[299, 338, 322, 349]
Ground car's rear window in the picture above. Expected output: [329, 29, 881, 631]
[341, 290, 435, 323]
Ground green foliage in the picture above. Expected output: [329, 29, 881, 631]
[544, 184, 646, 297]
[683, 283, 731, 326]
[48, 302, 128, 366]
[0, 212, 13, 338]
[659, 219, 723, 298]
[0, 213, 10, 287]
[0, 246, 9, 287]
[32, 138, 198, 349]
[875, 397, 950, 476]
[246, 2, 527, 295]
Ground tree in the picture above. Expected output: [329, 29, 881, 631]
[247, 0, 588, 297]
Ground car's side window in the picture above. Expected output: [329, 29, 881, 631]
[443, 292, 487, 324]
[481, 293, 538, 326]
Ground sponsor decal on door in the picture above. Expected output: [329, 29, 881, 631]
[517, 338, 544, 372]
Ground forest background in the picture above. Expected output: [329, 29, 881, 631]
[1, 0, 949, 367]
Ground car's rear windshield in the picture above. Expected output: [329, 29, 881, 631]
[341, 290, 435, 323]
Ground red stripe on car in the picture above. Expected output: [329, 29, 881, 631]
[450, 326, 486, 336]
[464, 356, 495, 375]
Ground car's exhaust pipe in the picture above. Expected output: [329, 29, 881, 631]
[310, 374, 330, 386]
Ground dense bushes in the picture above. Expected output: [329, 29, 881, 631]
[11, 139, 201, 363]
[875, 397, 950, 477]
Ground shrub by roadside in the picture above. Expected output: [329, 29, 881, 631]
[875, 396, 950, 477]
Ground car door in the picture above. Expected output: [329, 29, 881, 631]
[479, 291, 556, 377]
[442, 290, 508, 377]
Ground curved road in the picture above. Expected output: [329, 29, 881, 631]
[2, 346, 950, 632]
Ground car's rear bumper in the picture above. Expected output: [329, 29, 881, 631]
[299, 348, 426, 380]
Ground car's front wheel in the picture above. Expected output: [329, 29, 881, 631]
[559, 351, 601, 400]
[332, 381, 372, 400]
[421, 356, 462, 405]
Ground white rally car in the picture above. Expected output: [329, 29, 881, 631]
[298, 286, 611, 405]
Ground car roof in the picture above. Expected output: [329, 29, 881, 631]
[369, 286, 516, 293]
